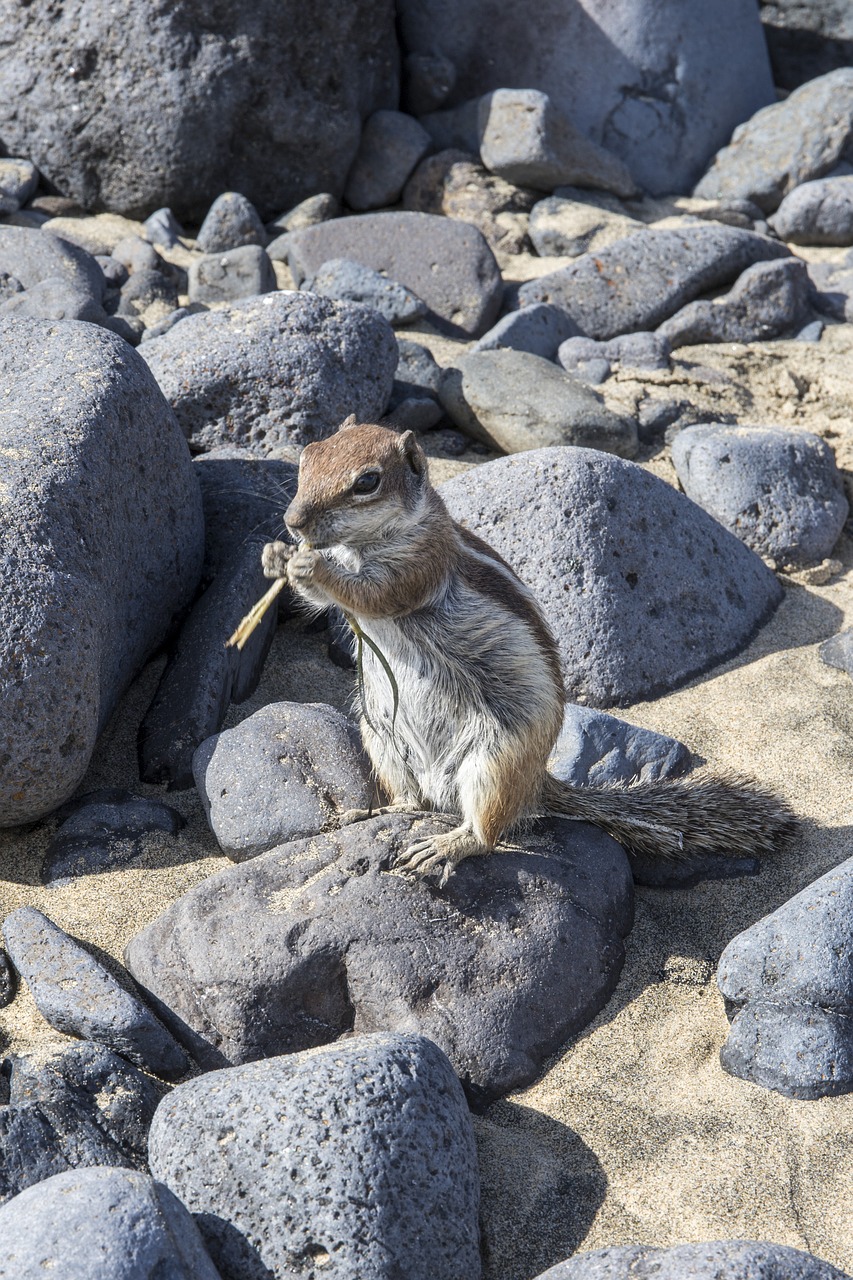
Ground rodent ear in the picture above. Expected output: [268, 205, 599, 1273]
[339, 413, 358, 430]
[397, 429, 426, 478]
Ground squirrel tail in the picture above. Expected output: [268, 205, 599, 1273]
[540, 770, 798, 862]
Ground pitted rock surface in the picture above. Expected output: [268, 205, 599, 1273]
[536, 1239, 852, 1279]
[125, 813, 634, 1102]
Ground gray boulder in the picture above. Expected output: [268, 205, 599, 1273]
[0, 317, 203, 825]
[440, 448, 782, 707]
[0, 158, 38, 210]
[140, 290, 397, 453]
[193, 701, 374, 861]
[0, 226, 107, 325]
[187, 245, 276, 304]
[285, 211, 503, 337]
[403, 51, 456, 116]
[472, 304, 579, 359]
[695, 68, 853, 213]
[124, 813, 634, 1101]
[0, 1, 398, 221]
[42, 790, 185, 888]
[718, 854, 853, 1099]
[807, 258, 853, 322]
[438, 350, 638, 457]
[550, 706, 691, 788]
[3, 908, 189, 1080]
[196, 192, 266, 253]
[344, 109, 433, 210]
[770, 175, 853, 245]
[672, 423, 848, 567]
[478, 89, 637, 197]
[304, 257, 428, 325]
[536, 1239, 852, 1279]
[657, 258, 814, 348]
[148, 1034, 480, 1280]
[518, 225, 790, 340]
[760, 1, 853, 91]
[0, 1167, 222, 1279]
[399, 0, 774, 194]
[143, 207, 184, 248]
[528, 188, 642, 258]
[402, 148, 537, 256]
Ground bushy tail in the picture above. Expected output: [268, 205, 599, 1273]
[541, 771, 798, 862]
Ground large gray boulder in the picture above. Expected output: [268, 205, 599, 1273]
[760, 0, 853, 91]
[0, 317, 203, 826]
[397, 0, 775, 194]
[440, 448, 782, 707]
[148, 1034, 480, 1280]
[140, 291, 398, 453]
[124, 813, 634, 1101]
[0, 1, 398, 221]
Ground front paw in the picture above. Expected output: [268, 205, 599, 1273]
[287, 547, 323, 589]
[261, 540, 294, 580]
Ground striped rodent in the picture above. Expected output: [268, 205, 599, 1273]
[262, 417, 796, 886]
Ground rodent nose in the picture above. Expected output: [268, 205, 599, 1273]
[285, 500, 309, 530]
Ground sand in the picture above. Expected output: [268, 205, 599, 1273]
[3, 245, 853, 1279]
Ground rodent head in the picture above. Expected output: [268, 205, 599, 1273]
[285, 416, 429, 549]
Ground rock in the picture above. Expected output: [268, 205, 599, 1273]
[536, 1239, 852, 1279]
[43, 213, 148, 257]
[658, 258, 814, 348]
[0, 317, 203, 826]
[139, 306, 192, 342]
[770, 175, 853, 245]
[124, 813, 634, 1101]
[0, 158, 38, 210]
[304, 257, 428, 325]
[344, 110, 433, 211]
[718, 854, 853, 1099]
[266, 193, 340, 236]
[42, 790, 185, 888]
[819, 627, 853, 677]
[197, 192, 266, 253]
[148, 1034, 480, 1280]
[139, 455, 298, 789]
[419, 99, 486, 154]
[392, 337, 444, 402]
[398, 0, 775, 195]
[0, 953, 15, 1008]
[518, 225, 791, 340]
[111, 235, 160, 275]
[402, 149, 537, 256]
[193, 702, 373, 861]
[188, 246, 276, 304]
[473, 304, 579, 360]
[550, 706, 691, 788]
[141, 291, 397, 453]
[143, 207, 184, 248]
[671, 423, 848, 568]
[403, 52, 456, 115]
[0, 226, 108, 325]
[285, 211, 503, 338]
[478, 89, 637, 198]
[0, 4, 398, 222]
[2, 908, 189, 1081]
[116, 266, 180, 327]
[438, 349, 638, 457]
[385, 397, 445, 432]
[0, 1167, 223, 1279]
[807, 259, 853, 321]
[440, 448, 782, 707]
[528, 188, 642, 257]
[96, 255, 128, 288]
[558, 333, 671, 374]
[695, 69, 853, 214]
[761, 0, 853, 91]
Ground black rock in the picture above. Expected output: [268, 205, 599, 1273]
[550, 705, 691, 788]
[0, 226, 109, 326]
[657, 259, 814, 347]
[197, 192, 266, 253]
[761, 1, 853, 92]
[42, 790, 185, 888]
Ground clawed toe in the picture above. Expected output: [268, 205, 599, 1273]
[392, 828, 484, 887]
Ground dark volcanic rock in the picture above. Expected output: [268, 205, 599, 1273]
[718, 854, 853, 1099]
[761, 0, 853, 92]
[0, 1, 398, 221]
[43, 790, 185, 888]
[550, 706, 691, 788]
[193, 702, 374, 861]
[0, 317, 203, 826]
[440, 448, 782, 707]
[0, 226, 108, 325]
[344, 109, 433, 211]
[537, 1239, 852, 1279]
[304, 257, 428, 325]
[187, 246, 276, 304]
[141, 291, 397, 453]
[3, 908, 189, 1081]
[671, 423, 848, 568]
[518, 226, 790, 340]
[770, 175, 853, 245]
[694, 68, 853, 213]
[473, 304, 579, 359]
[124, 813, 634, 1101]
[0, 1167, 223, 1279]
[657, 259, 814, 347]
[819, 627, 853, 677]
[197, 192, 266, 253]
[402, 149, 537, 256]
[286, 211, 503, 337]
[148, 1034, 480, 1280]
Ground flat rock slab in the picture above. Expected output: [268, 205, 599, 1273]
[770, 175, 853, 245]
[718, 853, 853, 1099]
[125, 813, 634, 1103]
[42, 790, 184, 888]
[148, 1034, 480, 1280]
[141, 290, 397, 453]
[658, 258, 813, 348]
[518, 225, 790, 340]
[286, 211, 503, 337]
[439, 350, 638, 457]
[695, 67, 853, 213]
[0, 1167, 222, 1279]
[3, 908, 188, 1081]
[440, 448, 782, 707]
[0, 317, 203, 826]
[671, 424, 848, 568]
[193, 701, 374, 861]
[537, 1239, 852, 1279]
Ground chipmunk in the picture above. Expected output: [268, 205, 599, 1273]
[262, 417, 796, 886]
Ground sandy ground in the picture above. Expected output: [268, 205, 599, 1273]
[4, 235, 853, 1278]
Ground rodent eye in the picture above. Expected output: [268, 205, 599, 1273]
[351, 469, 381, 495]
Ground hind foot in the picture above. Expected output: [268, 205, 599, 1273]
[394, 825, 486, 888]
